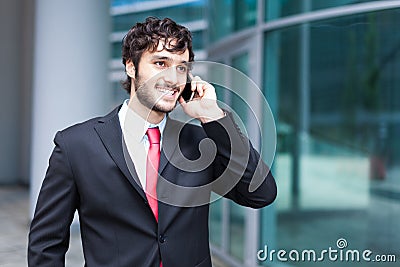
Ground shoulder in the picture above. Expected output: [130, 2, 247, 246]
[56, 105, 121, 142]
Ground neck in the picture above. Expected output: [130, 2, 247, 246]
[128, 96, 165, 124]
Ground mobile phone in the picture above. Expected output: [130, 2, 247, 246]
[181, 73, 193, 101]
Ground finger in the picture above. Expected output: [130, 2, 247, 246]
[197, 83, 205, 97]
[189, 91, 195, 101]
[188, 72, 194, 80]
[192, 76, 206, 97]
[191, 80, 196, 92]
[201, 82, 216, 100]
[178, 96, 186, 106]
[188, 72, 194, 92]
[191, 75, 200, 92]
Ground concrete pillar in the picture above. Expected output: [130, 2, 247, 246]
[19, 0, 36, 185]
[30, 0, 111, 215]
[0, 0, 23, 184]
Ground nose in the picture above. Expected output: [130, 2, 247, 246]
[163, 67, 179, 85]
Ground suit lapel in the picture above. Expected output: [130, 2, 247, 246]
[159, 117, 180, 176]
[94, 107, 147, 201]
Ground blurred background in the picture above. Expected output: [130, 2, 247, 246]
[1, 0, 400, 266]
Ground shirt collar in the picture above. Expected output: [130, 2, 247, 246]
[118, 99, 167, 143]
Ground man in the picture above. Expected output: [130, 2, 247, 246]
[28, 17, 277, 267]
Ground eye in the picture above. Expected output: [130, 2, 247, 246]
[154, 61, 166, 67]
[176, 65, 188, 73]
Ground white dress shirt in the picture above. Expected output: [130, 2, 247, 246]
[118, 99, 166, 188]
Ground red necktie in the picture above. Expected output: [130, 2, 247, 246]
[146, 127, 160, 222]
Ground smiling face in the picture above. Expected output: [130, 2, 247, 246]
[128, 40, 189, 119]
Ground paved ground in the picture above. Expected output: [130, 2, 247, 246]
[0, 187, 28, 267]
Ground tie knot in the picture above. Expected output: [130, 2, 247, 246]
[147, 127, 160, 145]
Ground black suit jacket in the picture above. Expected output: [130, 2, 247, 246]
[28, 106, 277, 267]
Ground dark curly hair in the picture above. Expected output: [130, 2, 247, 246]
[121, 17, 195, 94]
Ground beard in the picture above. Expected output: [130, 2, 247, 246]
[134, 76, 181, 113]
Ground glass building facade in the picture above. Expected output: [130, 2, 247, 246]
[208, 1, 400, 266]
[110, 1, 400, 266]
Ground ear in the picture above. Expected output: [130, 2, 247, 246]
[125, 60, 135, 79]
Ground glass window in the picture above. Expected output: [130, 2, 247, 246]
[231, 52, 250, 124]
[112, 3, 205, 32]
[112, 0, 160, 7]
[311, 0, 373, 12]
[265, 0, 376, 21]
[191, 30, 204, 50]
[263, 7, 400, 264]
[209, 197, 222, 246]
[209, 0, 257, 42]
[111, 41, 122, 59]
[111, 81, 129, 105]
[265, 0, 303, 20]
[229, 202, 245, 261]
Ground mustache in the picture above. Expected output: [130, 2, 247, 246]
[155, 82, 180, 91]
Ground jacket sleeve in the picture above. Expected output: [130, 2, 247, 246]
[202, 113, 277, 208]
[28, 131, 79, 266]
